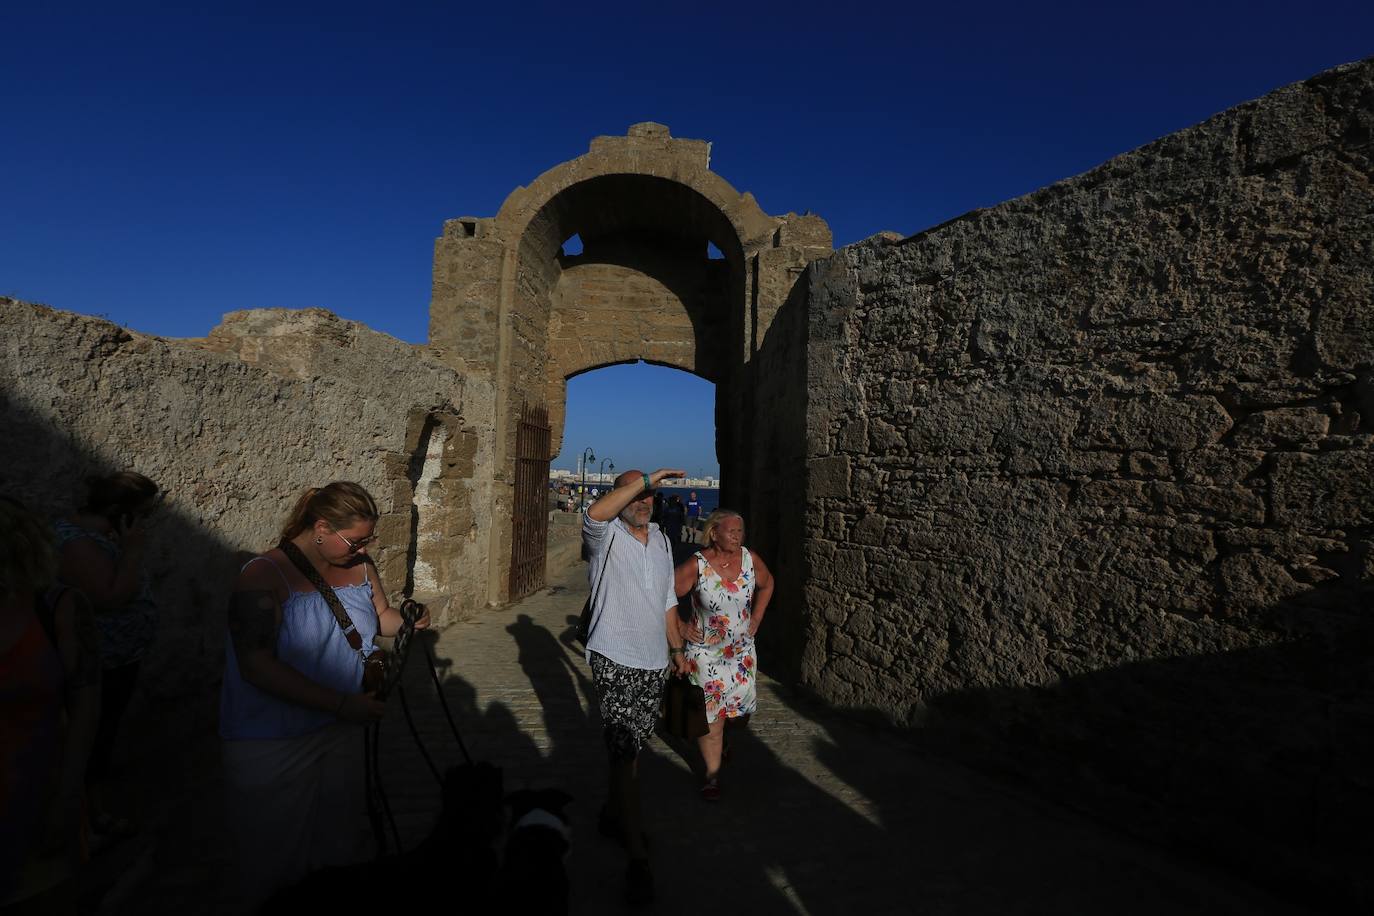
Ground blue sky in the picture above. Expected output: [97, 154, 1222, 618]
[2, 2, 1369, 475]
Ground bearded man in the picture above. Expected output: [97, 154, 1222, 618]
[582, 467, 687, 905]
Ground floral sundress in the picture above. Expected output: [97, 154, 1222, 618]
[684, 548, 757, 723]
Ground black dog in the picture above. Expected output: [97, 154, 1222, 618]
[495, 787, 574, 915]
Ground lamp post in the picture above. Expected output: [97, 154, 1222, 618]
[579, 447, 596, 511]
[599, 458, 614, 488]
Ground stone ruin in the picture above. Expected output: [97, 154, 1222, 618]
[2, 58, 1370, 907]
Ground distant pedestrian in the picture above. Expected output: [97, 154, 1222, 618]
[663, 495, 685, 546]
[670, 509, 774, 801]
[582, 467, 686, 905]
[686, 491, 701, 530]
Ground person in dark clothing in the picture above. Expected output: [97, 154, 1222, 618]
[663, 495, 686, 545]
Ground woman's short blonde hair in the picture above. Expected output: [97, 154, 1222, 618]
[701, 508, 743, 548]
[0, 497, 58, 599]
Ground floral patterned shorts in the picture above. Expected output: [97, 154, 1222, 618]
[589, 652, 668, 762]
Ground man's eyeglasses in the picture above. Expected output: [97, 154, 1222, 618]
[334, 530, 378, 552]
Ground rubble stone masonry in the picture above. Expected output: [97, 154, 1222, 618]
[0, 302, 492, 705]
[800, 59, 1373, 905]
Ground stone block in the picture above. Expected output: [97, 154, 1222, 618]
[852, 513, 886, 546]
[1153, 483, 1266, 524]
[1272, 451, 1374, 529]
[809, 456, 851, 498]
[1077, 395, 1233, 451]
[1232, 408, 1332, 448]
[1218, 553, 1310, 615]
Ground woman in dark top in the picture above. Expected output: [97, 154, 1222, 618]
[54, 471, 161, 838]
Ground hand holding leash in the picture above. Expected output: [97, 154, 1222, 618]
[338, 691, 386, 723]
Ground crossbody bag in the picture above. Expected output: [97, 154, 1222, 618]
[278, 539, 389, 693]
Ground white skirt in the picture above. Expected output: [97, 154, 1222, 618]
[221, 723, 368, 907]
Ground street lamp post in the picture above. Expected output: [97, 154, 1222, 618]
[578, 447, 596, 511]
[599, 457, 614, 488]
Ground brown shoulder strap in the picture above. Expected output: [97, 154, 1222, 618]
[278, 539, 363, 653]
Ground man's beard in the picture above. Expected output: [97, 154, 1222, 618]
[619, 503, 650, 528]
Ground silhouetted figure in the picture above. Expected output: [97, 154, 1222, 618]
[1, 497, 101, 913]
[664, 495, 686, 545]
[670, 509, 774, 800]
[54, 470, 160, 841]
[220, 482, 430, 908]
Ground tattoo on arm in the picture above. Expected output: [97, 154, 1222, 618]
[228, 590, 279, 657]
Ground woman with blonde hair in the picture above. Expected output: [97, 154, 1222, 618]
[1, 497, 101, 913]
[670, 508, 774, 800]
[219, 481, 429, 905]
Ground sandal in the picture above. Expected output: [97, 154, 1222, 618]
[700, 776, 721, 801]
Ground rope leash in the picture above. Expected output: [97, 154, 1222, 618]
[362, 598, 473, 857]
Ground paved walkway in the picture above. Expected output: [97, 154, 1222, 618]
[101, 546, 1308, 914]
[369, 555, 1305, 916]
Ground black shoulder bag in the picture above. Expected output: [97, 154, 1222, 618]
[279, 539, 406, 695]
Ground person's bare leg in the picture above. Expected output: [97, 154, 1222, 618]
[698, 717, 725, 780]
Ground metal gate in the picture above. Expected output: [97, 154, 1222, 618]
[508, 403, 552, 601]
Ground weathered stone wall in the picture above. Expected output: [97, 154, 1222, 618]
[545, 249, 730, 454]
[801, 60, 1373, 905]
[428, 124, 832, 605]
[0, 300, 489, 709]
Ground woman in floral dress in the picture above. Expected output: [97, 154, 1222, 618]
[670, 509, 774, 799]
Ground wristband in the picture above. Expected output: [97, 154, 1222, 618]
[642, 473, 651, 492]
[668, 647, 684, 655]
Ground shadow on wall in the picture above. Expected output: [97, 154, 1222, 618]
[735, 254, 812, 688]
[0, 380, 246, 715]
[0, 378, 255, 911]
[822, 586, 1374, 912]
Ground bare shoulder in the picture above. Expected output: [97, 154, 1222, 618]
[749, 549, 773, 581]
[235, 553, 287, 598]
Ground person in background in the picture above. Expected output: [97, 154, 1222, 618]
[582, 467, 686, 905]
[686, 491, 701, 533]
[1, 497, 101, 914]
[670, 509, 774, 800]
[54, 471, 161, 841]
[663, 495, 686, 547]
[220, 481, 428, 906]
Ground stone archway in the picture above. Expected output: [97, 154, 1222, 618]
[428, 123, 832, 604]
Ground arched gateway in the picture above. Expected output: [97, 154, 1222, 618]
[429, 123, 831, 603]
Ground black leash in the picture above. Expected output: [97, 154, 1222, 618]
[361, 598, 474, 857]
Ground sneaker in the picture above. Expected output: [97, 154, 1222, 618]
[625, 858, 655, 905]
[701, 776, 721, 801]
